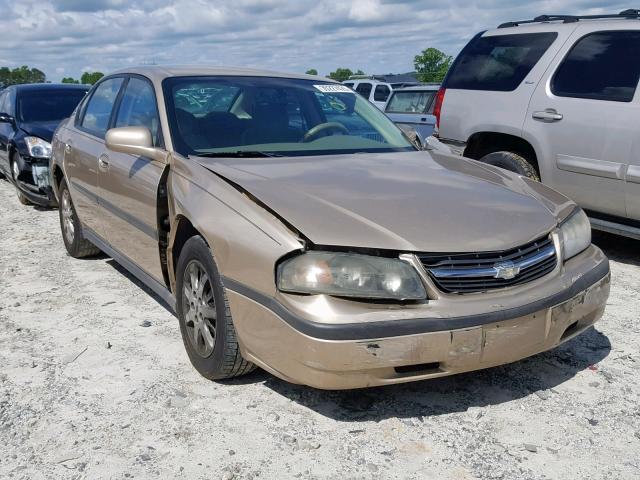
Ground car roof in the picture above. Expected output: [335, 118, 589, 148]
[109, 65, 338, 84]
[392, 85, 440, 92]
[10, 83, 90, 92]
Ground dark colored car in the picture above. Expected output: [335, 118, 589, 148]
[0, 83, 89, 206]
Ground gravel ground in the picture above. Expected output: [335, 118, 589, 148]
[0, 178, 639, 480]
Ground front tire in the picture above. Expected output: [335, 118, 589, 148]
[176, 236, 255, 380]
[58, 177, 101, 258]
[479, 151, 540, 181]
[11, 153, 30, 205]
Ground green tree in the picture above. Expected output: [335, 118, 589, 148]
[81, 71, 104, 85]
[354, 69, 365, 76]
[413, 48, 452, 83]
[0, 66, 46, 86]
[305, 68, 318, 75]
[327, 68, 353, 82]
[61, 77, 80, 84]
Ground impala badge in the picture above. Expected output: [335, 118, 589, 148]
[493, 261, 520, 280]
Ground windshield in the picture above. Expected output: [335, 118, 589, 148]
[17, 90, 88, 123]
[386, 90, 436, 113]
[163, 76, 415, 157]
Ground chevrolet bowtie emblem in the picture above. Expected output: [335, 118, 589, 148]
[493, 261, 520, 280]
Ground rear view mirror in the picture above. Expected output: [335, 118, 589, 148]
[105, 126, 167, 163]
[0, 113, 14, 124]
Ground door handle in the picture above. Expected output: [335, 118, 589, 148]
[532, 109, 563, 122]
[98, 155, 109, 171]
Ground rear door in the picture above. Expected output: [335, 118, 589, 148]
[63, 77, 125, 236]
[439, 29, 565, 143]
[99, 75, 166, 282]
[523, 27, 640, 217]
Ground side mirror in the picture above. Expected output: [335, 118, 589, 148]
[0, 112, 14, 124]
[105, 126, 167, 163]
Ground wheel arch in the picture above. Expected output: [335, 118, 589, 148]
[464, 131, 540, 177]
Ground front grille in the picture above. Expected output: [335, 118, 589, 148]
[418, 235, 557, 294]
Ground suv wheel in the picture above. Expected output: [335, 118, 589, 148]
[11, 153, 31, 205]
[176, 236, 255, 380]
[479, 151, 540, 181]
[58, 177, 101, 258]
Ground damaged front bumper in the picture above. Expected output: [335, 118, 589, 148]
[13, 158, 57, 207]
[227, 245, 610, 389]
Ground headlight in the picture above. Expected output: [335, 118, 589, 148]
[559, 209, 591, 260]
[25, 137, 52, 158]
[277, 251, 427, 300]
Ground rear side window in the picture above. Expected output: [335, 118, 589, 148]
[80, 77, 124, 138]
[447, 33, 558, 91]
[386, 90, 436, 113]
[355, 82, 373, 98]
[552, 31, 640, 102]
[374, 84, 391, 102]
[115, 77, 161, 146]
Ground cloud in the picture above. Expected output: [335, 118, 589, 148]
[0, 0, 629, 81]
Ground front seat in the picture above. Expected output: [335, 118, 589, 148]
[241, 102, 300, 146]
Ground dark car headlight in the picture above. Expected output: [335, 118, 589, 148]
[277, 251, 427, 300]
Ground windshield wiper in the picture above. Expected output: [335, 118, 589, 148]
[193, 151, 283, 158]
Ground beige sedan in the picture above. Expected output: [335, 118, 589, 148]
[49, 66, 609, 389]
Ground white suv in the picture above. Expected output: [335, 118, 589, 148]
[343, 78, 418, 110]
[435, 10, 640, 239]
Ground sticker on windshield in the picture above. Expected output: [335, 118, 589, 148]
[314, 84, 354, 94]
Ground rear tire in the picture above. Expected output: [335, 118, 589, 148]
[176, 236, 255, 380]
[11, 153, 31, 205]
[58, 177, 101, 258]
[479, 151, 540, 181]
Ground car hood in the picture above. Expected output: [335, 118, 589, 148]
[196, 150, 572, 253]
[19, 121, 59, 143]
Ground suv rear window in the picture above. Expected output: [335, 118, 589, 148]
[447, 32, 558, 91]
[552, 31, 640, 103]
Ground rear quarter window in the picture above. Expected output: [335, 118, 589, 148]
[447, 32, 558, 91]
[551, 30, 640, 102]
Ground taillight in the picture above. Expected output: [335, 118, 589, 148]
[432, 87, 446, 131]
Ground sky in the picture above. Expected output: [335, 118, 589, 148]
[0, 0, 629, 82]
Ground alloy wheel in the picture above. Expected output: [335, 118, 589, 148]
[61, 189, 75, 244]
[182, 260, 217, 358]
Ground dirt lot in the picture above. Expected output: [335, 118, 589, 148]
[0, 178, 639, 480]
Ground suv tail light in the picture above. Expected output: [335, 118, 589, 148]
[432, 87, 446, 132]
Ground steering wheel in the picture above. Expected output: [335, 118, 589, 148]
[302, 122, 349, 143]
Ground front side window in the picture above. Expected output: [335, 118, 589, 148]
[386, 90, 436, 113]
[355, 82, 372, 98]
[163, 76, 414, 157]
[114, 77, 161, 145]
[17, 90, 88, 123]
[447, 33, 558, 91]
[80, 77, 124, 137]
[552, 31, 640, 102]
[374, 84, 391, 102]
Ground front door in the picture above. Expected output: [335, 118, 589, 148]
[99, 76, 166, 283]
[523, 27, 640, 218]
[0, 89, 15, 174]
[625, 132, 640, 221]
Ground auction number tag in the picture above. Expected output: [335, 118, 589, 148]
[314, 84, 354, 93]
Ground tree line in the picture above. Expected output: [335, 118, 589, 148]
[0, 66, 105, 88]
[307, 47, 453, 83]
[1, 47, 452, 89]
